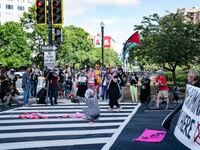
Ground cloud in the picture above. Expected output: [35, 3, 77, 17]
[64, 0, 140, 18]
[91, 17, 121, 25]
[87, 0, 140, 6]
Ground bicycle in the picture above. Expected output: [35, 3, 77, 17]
[146, 85, 180, 110]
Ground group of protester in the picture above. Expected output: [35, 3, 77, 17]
[0, 64, 40, 107]
[1, 62, 200, 122]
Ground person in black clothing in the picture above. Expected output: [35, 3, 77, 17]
[64, 76, 73, 98]
[7, 69, 18, 88]
[118, 67, 127, 102]
[0, 70, 9, 103]
[76, 68, 88, 97]
[3, 84, 20, 107]
[107, 69, 121, 111]
[140, 72, 151, 104]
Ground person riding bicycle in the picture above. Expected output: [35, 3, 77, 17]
[154, 70, 169, 109]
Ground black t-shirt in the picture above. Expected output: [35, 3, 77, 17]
[118, 73, 126, 87]
[194, 81, 200, 88]
[129, 75, 138, 85]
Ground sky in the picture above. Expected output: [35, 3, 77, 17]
[63, 0, 200, 54]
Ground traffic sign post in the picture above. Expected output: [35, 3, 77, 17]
[44, 51, 56, 70]
[42, 45, 57, 51]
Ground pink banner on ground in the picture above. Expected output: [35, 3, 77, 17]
[133, 129, 166, 143]
[18, 112, 86, 119]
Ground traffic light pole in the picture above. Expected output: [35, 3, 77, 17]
[48, 0, 53, 45]
[45, 0, 53, 105]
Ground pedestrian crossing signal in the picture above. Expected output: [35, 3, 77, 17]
[35, 0, 46, 24]
[52, 0, 63, 25]
[55, 28, 62, 45]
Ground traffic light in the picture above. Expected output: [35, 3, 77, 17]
[52, 0, 63, 25]
[54, 28, 62, 45]
[35, 0, 46, 24]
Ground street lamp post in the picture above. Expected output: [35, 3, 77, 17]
[100, 21, 104, 67]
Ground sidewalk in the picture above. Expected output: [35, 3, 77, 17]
[110, 104, 189, 150]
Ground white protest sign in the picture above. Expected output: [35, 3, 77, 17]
[174, 84, 200, 150]
[44, 51, 56, 70]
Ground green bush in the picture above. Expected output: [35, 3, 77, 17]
[176, 73, 187, 82]
[165, 71, 187, 83]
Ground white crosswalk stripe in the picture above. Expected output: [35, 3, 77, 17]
[0, 102, 141, 150]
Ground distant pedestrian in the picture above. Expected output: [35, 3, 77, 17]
[118, 67, 127, 102]
[140, 73, 151, 104]
[107, 69, 121, 111]
[49, 71, 59, 105]
[101, 67, 110, 101]
[76, 68, 88, 97]
[129, 72, 139, 103]
[57, 69, 65, 99]
[22, 67, 31, 106]
[64, 76, 73, 98]
[30, 64, 39, 97]
[87, 67, 96, 91]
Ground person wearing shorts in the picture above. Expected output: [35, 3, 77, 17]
[154, 70, 169, 109]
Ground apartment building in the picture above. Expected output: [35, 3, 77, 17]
[177, 7, 200, 24]
[0, 0, 34, 24]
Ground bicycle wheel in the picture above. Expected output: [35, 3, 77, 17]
[168, 93, 177, 109]
[146, 95, 157, 109]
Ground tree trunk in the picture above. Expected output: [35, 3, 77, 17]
[171, 67, 177, 86]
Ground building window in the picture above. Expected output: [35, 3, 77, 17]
[18, 6, 25, 11]
[6, 4, 13, 10]
[6, 12, 13, 15]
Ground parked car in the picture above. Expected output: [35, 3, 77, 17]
[14, 71, 25, 78]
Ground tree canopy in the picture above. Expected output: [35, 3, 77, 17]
[129, 13, 200, 84]
[0, 22, 32, 68]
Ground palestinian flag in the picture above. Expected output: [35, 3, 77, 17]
[122, 31, 140, 60]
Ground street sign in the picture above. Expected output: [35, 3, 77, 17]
[44, 51, 56, 70]
[42, 45, 57, 51]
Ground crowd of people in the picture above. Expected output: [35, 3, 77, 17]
[1, 63, 200, 121]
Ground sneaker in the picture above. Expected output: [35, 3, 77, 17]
[117, 107, 122, 112]
[109, 108, 113, 111]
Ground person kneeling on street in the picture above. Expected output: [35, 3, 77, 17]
[72, 88, 100, 121]
[3, 84, 20, 107]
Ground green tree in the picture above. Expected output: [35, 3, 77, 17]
[58, 25, 95, 68]
[20, 6, 48, 68]
[0, 22, 32, 68]
[130, 13, 200, 85]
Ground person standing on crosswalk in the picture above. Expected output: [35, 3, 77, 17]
[107, 68, 121, 111]
[22, 67, 31, 106]
[75, 88, 100, 121]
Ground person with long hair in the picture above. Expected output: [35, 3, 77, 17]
[129, 72, 139, 103]
[107, 69, 121, 111]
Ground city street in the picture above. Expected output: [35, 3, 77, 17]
[1, 0, 200, 149]
[0, 101, 140, 149]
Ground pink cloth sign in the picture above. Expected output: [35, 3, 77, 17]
[18, 112, 86, 119]
[133, 129, 166, 143]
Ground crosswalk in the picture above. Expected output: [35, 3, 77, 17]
[0, 102, 141, 150]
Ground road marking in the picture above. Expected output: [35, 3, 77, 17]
[101, 103, 141, 150]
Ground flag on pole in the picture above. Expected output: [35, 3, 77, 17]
[122, 31, 140, 60]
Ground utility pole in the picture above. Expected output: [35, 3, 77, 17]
[100, 21, 104, 67]
[48, 0, 53, 45]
